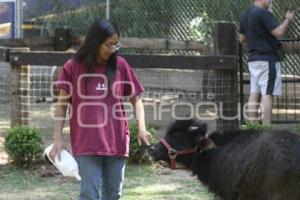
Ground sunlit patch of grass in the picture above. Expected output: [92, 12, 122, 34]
[122, 164, 214, 200]
[0, 162, 213, 200]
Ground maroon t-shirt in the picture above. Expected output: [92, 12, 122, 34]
[56, 56, 144, 157]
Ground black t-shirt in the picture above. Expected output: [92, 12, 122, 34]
[240, 5, 279, 62]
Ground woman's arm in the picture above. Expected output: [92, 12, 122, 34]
[49, 89, 70, 161]
[129, 95, 152, 146]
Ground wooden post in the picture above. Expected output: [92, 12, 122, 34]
[214, 22, 239, 130]
[10, 48, 31, 127]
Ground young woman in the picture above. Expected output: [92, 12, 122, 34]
[49, 19, 152, 200]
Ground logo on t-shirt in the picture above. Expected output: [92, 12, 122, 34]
[96, 83, 107, 91]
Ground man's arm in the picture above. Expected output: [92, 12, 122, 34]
[271, 11, 295, 38]
[239, 34, 246, 44]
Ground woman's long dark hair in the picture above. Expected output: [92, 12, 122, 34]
[73, 19, 120, 84]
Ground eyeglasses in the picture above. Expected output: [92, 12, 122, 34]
[105, 43, 121, 51]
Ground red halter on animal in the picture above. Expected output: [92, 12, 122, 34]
[159, 138, 201, 170]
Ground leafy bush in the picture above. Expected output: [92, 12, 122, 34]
[241, 122, 274, 130]
[189, 11, 213, 41]
[129, 124, 157, 164]
[4, 126, 44, 167]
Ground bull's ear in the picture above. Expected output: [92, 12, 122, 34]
[195, 137, 216, 151]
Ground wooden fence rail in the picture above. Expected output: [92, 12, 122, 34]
[6, 51, 236, 70]
[0, 36, 213, 53]
[0, 35, 299, 54]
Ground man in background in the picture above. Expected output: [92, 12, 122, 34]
[239, 0, 295, 124]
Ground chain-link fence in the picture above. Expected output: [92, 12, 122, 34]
[1, 0, 300, 126]
[0, 0, 297, 57]
[0, 0, 298, 39]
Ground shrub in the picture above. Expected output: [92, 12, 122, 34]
[4, 126, 44, 167]
[129, 124, 157, 164]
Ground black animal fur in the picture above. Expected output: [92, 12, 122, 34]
[149, 119, 300, 200]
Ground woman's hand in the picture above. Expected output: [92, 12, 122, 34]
[137, 129, 152, 146]
[49, 139, 65, 162]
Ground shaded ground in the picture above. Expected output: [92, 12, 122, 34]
[0, 162, 213, 200]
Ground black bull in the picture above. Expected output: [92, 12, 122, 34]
[148, 119, 300, 200]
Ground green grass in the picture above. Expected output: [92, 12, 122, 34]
[0, 163, 213, 200]
[0, 165, 78, 200]
[123, 164, 213, 200]
[241, 122, 275, 130]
